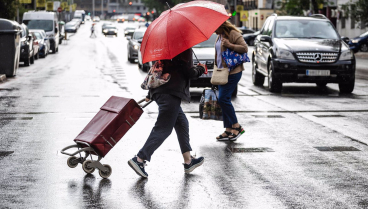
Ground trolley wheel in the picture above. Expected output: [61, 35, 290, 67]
[82, 160, 96, 174]
[99, 164, 112, 179]
[67, 156, 79, 168]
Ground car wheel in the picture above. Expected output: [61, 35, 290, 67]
[30, 54, 34, 64]
[268, 62, 282, 93]
[249, 39, 254, 46]
[252, 59, 265, 86]
[316, 82, 327, 88]
[339, 75, 355, 93]
[360, 44, 368, 52]
[35, 51, 39, 60]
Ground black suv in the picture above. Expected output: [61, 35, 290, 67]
[252, 14, 356, 93]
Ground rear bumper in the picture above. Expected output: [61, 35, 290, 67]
[272, 59, 355, 83]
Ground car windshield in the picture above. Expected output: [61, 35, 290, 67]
[359, 31, 368, 38]
[33, 32, 42, 39]
[193, 34, 217, 48]
[133, 31, 145, 39]
[23, 20, 53, 32]
[275, 20, 339, 39]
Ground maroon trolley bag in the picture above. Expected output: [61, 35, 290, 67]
[61, 96, 151, 178]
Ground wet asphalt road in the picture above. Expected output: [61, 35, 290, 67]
[1, 21, 368, 209]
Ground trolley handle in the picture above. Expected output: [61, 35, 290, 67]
[138, 98, 152, 108]
[61, 144, 95, 156]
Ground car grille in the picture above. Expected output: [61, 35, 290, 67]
[193, 60, 214, 69]
[296, 52, 338, 63]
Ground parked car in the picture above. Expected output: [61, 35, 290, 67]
[124, 26, 136, 37]
[30, 29, 49, 58]
[138, 46, 155, 72]
[65, 21, 78, 33]
[252, 14, 356, 93]
[93, 16, 100, 22]
[19, 23, 34, 66]
[237, 27, 256, 35]
[71, 18, 82, 27]
[243, 31, 260, 46]
[30, 32, 40, 60]
[348, 31, 368, 53]
[127, 28, 146, 63]
[23, 11, 59, 53]
[103, 25, 118, 37]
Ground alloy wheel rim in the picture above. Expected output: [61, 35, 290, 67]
[362, 44, 368, 52]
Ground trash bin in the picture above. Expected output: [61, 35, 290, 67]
[0, 18, 21, 77]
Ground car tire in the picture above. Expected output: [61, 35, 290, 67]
[30, 52, 34, 64]
[268, 62, 282, 93]
[35, 51, 39, 60]
[360, 44, 368, 52]
[138, 62, 142, 69]
[339, 75, 355, 94]
[51, 46, 56, 54]
[24, 54, 31, 66]
[249, 39, 254, 46]
[252, 59, 265, 86]
[316, 82, 327, 88]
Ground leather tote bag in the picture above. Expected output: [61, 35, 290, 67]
[211, 65, 229, 85]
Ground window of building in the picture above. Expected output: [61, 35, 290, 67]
[137, 6, 140, 10]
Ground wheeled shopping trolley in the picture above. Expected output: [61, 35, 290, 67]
[61, 96, 151, 178]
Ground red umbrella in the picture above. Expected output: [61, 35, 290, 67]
[140, 1, 229, 64]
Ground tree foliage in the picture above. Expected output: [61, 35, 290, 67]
[277, 0, 328, 16]
[0, 0, 17, 20]
[141, 0, 187, 14]
[341, 0, 368, 26]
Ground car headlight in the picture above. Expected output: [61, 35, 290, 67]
[114, 30, 118, 33]
[276, 49, 295, 60]
[125, 31, 128, 34]
[351, 39, 359, 43]
[133, 45, 139, 50]
[340, 50, 353, 60]
[103, 29, 107, 33]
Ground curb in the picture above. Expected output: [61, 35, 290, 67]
[0, 74, 6, 83]
[355, 52, 368, 59]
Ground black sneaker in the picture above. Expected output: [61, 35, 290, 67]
[128, 156, 148, 178]
[184, 156, 204, 173]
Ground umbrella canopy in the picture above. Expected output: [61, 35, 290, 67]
[140, 1, 229, 63]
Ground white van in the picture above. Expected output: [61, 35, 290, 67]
[22, 11, 59, 53]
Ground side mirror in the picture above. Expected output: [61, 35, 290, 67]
[27, 34, 32, 41]
[138, 40, 142, 43]
[341, 36, 349, 44]
[260, 35, 272, 43]
[55, 28, 58, 33]
[126, 36, 131, 40]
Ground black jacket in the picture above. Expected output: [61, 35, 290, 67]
[147, 49, 204, 102]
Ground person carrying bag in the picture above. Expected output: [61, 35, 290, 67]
[212, 21, 248, 141]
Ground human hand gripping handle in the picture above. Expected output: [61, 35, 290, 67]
[197, 63, 207, 74]
[221, 38, 232, 49]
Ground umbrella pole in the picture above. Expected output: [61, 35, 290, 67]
[192, 49, 199, 63]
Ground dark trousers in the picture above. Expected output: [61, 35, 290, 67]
[218, 72, 242, 128]
[137, 94, 192, 162]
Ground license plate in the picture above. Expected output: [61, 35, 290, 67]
[306, 70, 330, 76]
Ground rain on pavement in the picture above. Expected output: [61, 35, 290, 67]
[1, 21, 368, 209]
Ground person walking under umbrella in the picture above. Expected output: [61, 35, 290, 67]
[214, 21, 248, 141]
[128, 49, 206, 178]
[90, 23, 96, 38]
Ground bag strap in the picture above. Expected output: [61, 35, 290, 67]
[191, 49, 199, 63]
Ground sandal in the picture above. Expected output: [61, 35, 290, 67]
[216, 131, 232, 141]
[228, 125, 245, 141]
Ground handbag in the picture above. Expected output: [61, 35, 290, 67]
[141, 61, 171, 90]
[210, 65, 229, 85]
[199, 88, 223, 121]
[221, 48, 250, 71]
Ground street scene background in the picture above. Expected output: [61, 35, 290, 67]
[0, 19, 368, 208]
